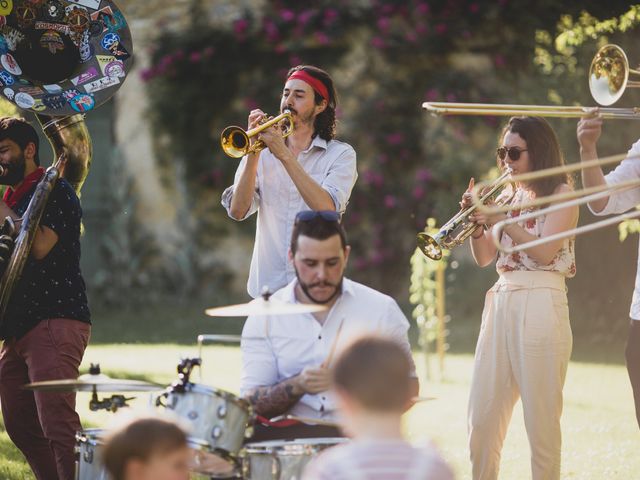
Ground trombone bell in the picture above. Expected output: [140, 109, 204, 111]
[417, 233, 443, 261]
[589, 44, 632, 106]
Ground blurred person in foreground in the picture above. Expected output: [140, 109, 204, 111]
[241, 211, 417, 441]
[303, 335, 454, 480]
[577, 114, 640, 429]
[222, 65, 357, 298]
[465, 116, 578, 480]
[102, 416, 191, 480]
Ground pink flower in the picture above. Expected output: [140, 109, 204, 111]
[413, 186, 425, 199]
[416, 168, 432, 182]
[315, 31, 330, 45]
[384, 195, 397, 208]
[377, 17, 391, 33]
[425, 88, 439, 101]
[189, 51, 201, 63]
[233, 18, 249, 36]
[323, 8, 338, 25]
[371, 36, 385, 49]
[385, 132, 404, 145]
[417, 3, 430, 15]
[297, 10, 314, 26]
[280, 9, 295, 22]
[263, 19, 280, 42]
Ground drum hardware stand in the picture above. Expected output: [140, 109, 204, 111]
[156, 357, 201, 406]
[84, 364, 135, 413]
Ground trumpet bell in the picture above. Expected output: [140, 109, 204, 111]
[221, 126, 251, 158]
[417, 232, 443, 261]
[589, 44, 630, 106]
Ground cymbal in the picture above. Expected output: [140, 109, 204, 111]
[24, 373, 163, 393]
[205, 297, 327, 317]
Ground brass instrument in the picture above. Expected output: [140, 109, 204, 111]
[424, 44, 640, 118]
[221, 110, 294, 158]
[417, 168, 513, 260]
[0, 0, 133, 326]
[465, 153, 640, 253]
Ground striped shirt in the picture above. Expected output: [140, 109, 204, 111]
[302, 438, 454, 480]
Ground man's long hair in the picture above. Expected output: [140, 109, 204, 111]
[287, 65, 337, 141]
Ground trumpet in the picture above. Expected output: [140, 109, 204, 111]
[220, 110, 294, 158]
[423, 44, 640, 118]
[417, 168, 513, 260]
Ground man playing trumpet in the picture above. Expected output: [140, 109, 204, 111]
[222, 66, 357, 298]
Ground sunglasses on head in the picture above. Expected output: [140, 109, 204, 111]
[295, 210, 340, 223]
[497, 146, 528, 161]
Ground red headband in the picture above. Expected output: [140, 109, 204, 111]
[287, 70, 330, 103]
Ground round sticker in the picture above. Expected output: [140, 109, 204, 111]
[0, 36, 8, 54]
[1, 53, 21, 75]
[0, 70, 13, 86]
[70, 93, 94, 112]
[104, 60, 124, 78]
[0, 1, 12, 17]
[3, 87, 13, 100]
[101, 32, 119, 51]
[14, 91, 34, 109]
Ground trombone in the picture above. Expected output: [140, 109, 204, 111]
[424, 44, 640, 118]
[468, 153, 640, 253]
[417, 168, 513, 260]
[220, 110, 294, 158]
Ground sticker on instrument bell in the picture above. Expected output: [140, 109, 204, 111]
[100, 32, 119, 51]
[65, 7, 90, 33]
[0, 16, 6, 28]
[69, 93, 94, 112]
[43, 0, 65, 22]
[17, 85, 44, 96]
[2, 87, 13, 100]
[83, 75, 119, 93]
[0, 0, 12, 16]
[43, 83, 63, 93]
[39, 30, 66, 54]
[0, 53, 19, 75]
[107, 40, 129, 61]
[35, 22, 71, 35]
[14, 91, 34, 109]
[43, 93, 67, 109]
[14, 5, 36, 28]
[30, 99, 46, 111]
[0, 35, 8, 54]
[62, 88, 80, 99]
[71, 66, 98, 85]
[78, 30, 92, 62]
[2, 27, 24, 50]
[0, 70, 16, 87]
[88, 20, 102, 37]
[103, 60, 124, 78]
[66, 0, 101, 10]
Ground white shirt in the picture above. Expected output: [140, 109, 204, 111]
[221, 136, 357, 298]
[302, 438, 454, 480]
[589, 139, 640, 320]
[240, 278, 416, 420]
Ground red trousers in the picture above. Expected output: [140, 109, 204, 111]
[0, 319, 90, 480]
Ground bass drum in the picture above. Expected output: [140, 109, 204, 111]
[242, 438, 347, 480]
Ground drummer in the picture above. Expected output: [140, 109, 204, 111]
[241, 210, 418, 440]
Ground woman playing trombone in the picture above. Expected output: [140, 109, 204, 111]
[462, 116, 578, 480]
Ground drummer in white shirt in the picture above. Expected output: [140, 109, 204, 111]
[240, 210, 418, 440]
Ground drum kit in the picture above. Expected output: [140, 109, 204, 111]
[25, 292, 342, 480]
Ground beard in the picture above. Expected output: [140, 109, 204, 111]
[283, 107, 315, 128]
[295, 269, 343, 305]
[0, 152, 26, 186]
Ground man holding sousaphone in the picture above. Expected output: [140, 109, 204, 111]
[221, 65, 357, 298]
[577, 113, 640, 430]
[0, 117, 91, 480]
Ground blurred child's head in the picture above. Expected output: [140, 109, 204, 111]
[102, 416, 191, 480]
[333, 335, 411, 416]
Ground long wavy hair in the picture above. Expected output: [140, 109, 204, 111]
[287, 65, 337, 141]
[497, 116, 573, 198]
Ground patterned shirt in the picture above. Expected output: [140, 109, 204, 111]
[1, 178, 90, 340]
[222, 135, 357, 298]
[302, 438, 455, 480]
[496, 187, 576, 278]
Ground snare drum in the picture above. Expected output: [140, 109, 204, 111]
[75, 429, 107, 480]
[161, 383, 253, 477]
[242, 438, 347, 479]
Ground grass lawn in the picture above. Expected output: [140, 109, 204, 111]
[1, 344, 637, 479]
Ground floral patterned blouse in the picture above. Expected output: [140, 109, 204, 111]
[495, 187, 576, 278]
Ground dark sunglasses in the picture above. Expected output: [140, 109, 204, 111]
[295, 210, 340, 223]
[497, 146, 528, 161]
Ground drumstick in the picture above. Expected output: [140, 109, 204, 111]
[323, 317, 345, 367]
[285, 415, 341, 428]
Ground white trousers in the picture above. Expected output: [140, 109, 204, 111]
[468, 271, 572, 480]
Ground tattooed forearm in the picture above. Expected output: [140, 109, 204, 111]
[247, 377, 303, 419]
